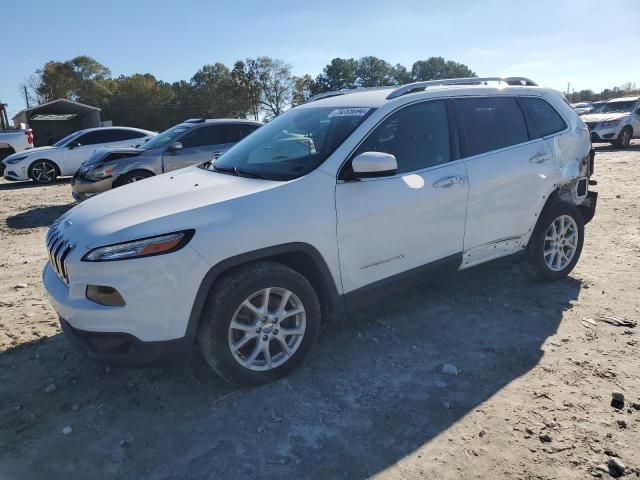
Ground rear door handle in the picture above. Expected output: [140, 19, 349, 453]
[529, 153, 551, 164]
[433, 175, 465, 188]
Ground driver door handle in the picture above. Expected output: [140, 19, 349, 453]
[433, 175, 465, 188]
[529, 153, 551, 164]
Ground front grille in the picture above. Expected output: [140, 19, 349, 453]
[46, 221, 75, 284]
[585, 122, 597, 130]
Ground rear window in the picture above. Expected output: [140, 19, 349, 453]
[454, 97, 529, 157]
[521, 97, 567, 137]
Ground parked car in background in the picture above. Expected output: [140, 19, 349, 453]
[581, 96, 640, 148]
[571, 102, 593, 115]
[70, 119, 262, 201]
[589, 100, 606, 114]
[43, 77, 596, 386]
[0, 103, 34, 175]
[1, 127, 156, 184]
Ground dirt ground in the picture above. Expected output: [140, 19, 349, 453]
[0, 143, 639, 480]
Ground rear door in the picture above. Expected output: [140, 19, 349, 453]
[455, 96, 561, 268]
[162, 124, 225, 172]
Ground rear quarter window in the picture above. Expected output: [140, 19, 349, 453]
[521, 97, 567, 138]
[454, 97, 529, 157]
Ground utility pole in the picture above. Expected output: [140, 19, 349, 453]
[23, 85, 30, 109]
[566, 82, 571, 95]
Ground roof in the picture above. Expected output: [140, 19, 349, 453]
[180, 118, 263, 125]
[12, 98, 100, 121]
[606, 96, 640, 102]
[300, 77, 543, 109]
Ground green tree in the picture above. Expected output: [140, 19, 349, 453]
[252, 57, 295, 118]
[232, 60, 262, 121]
[292, 74, 320, 106]
[355, 56, 395, 87]
[316, 58, 358, 92]
[411, 57, 475, 81]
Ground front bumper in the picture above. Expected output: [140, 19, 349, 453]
[71, 173, 115, 202]
[59, 317, 192, 366]
[588, 125, 621, 143]
[2, 163, 29, 181]
[578, 190, 598, 225]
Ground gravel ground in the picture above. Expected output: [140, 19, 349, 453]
[0, 143, 639, 479]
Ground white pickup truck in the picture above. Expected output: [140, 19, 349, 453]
[0, 104, 33, 171]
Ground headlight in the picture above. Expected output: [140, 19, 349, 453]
[82, 230, 194, 262]
[86, 163, 116, 180]
[599, 119, 621, 128]
[5, 155, 28, 164]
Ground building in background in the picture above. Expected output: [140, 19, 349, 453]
[12, 99, 102, 147]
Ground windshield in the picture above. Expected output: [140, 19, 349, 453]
[600, 101, 636, 114]
[53, 131, 82, 147]
[207, 106, 374, 180]
[142, 125, 189, 150]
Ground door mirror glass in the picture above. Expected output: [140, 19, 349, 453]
[352, 152, 397, 178]
[168, 141, 183, 151]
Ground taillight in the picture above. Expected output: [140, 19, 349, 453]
[25, 129, 33, 145]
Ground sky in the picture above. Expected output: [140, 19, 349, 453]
[1, 0, 639, 119]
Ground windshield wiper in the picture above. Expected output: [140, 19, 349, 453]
[213, 165, 265, 179]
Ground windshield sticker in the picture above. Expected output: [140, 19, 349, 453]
[328, 108, 370, 118]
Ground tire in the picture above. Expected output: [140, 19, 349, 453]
[613, 127, 632, 149]
[116, 170, 153, 186]
[28, 159, 58, 184]
[197, 261, 321, 386]
[520, 201, 585, 282]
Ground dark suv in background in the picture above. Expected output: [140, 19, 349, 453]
[71, 118, 262, 201]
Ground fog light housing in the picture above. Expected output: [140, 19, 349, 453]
[86, 285, 126, 307]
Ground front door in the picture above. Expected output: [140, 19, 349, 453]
[335, 100, 468, 295]
[163, 124, 226, 172]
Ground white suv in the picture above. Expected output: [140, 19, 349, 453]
[581, 96, 640, 148]
[43, 77, 597, 385]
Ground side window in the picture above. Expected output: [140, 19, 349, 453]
[180, 125, 222, 148]
[353, 100, 451, 174]
[74, 130, 112, 146]
[113, 129, 148, 140]
[521, 97, 567, 138]
[220, 124, 259, 143]
[455, 97, 529, 157]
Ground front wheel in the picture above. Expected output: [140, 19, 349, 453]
[197, 262, 321, 385]
[117, 170, 153, 186]
[614, 127, 632, 149]
[520, 201, 585, 282]
[29, 160, 58, 184]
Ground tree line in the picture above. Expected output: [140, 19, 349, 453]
[23, 55, 475, 130]
[567, 82, 639, 103]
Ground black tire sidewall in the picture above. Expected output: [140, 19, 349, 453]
[117, 170, 153, 186]
[28, 160, 57, 184]
[525, 201, 585, 282]
[198, 263, 321, 386]
[616, 127, 632, 148]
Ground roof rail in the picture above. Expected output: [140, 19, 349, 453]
[386, 77, 538, 100]
[184, 118, 206, 123]
[305, 86, 394, 104]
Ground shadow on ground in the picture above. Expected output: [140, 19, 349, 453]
[0, 178, 69, 191]
[592, 142, 640, 153]
[0, 262, 581, 479]
[6, 203, 74, 229]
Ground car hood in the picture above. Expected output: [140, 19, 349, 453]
[4, 145, 54, 161]
[581, 112, 629, 122]
[57, 166, 284, 249]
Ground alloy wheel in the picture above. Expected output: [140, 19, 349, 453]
[228, 287, 306, 371]
[31, 162, 56, 183]
[621, 129, 631, 147]
[543, 214, 579, 271]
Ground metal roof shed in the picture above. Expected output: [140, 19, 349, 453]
[12, 99, 102, 147]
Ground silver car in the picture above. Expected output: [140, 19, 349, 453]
[71, 118, 262, 201]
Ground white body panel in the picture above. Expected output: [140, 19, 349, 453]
[42, 83, 593, 344]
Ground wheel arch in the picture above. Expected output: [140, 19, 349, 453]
[184, 242, 343, 345]
[114, 169, 155, 187]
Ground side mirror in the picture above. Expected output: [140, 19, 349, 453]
[168, 141, 183, 151]
[67, 140, 81, 149]
[351, 151, 397, 178]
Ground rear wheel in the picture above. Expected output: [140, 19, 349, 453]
[117, 170, 153, 186]
[29, 160, 58, 184]
[520, 201, 584, 282]
[197, 261, 321, 385]
[614, 127, 632, 149]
